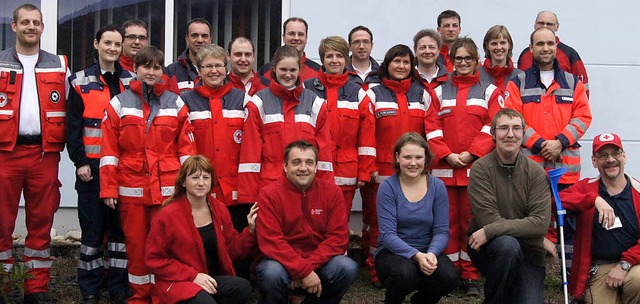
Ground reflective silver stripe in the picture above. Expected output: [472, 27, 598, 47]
[46, 111, 66, 118]
[317, 161, 333, 172]
[157, 108, 178, 117]
[161, 186, 175, 196]
[25, 260, 53, 269]
[238, 163, 261, 173]
[0, 110, 14, 116]
[179, 155, 190, 164]
[121, 107, 143, 118]
[521, 88, 546, 97]
[467, 169, 471, 177]
[24, 248, 50, 258]
[108, 242, 126, 253]
[447, 253, 459, 262]
[561, 149, 580, 158]
[78, 257, 104, 271]
[569, 118, 588, 133]
[460, 250, 471, 262]
[583, 83, 589, 90]
[294, 114, 313, 126]
[0, 249, 12, 260]
[129, 273, 154, 285]
[555, 89, 575, 96]
[335, 176, 357, 186]
[336, 100, 358, 110]
[80, 244, 100, 256]
[407, 102, 425, 110]
[375, 101, 398, 110]
[357, 147, 376, 157]
[70, 73, 100, 87]
[440, 99, 456, 108]
[522, 127, 537, 143]
[84, 128, 102, 137]
[109, 258, 128, 269]
[232, 191, 238, 200]
[100, 156, 119, 167]
[375, 175, 390, 184]
[85, 145, 101, 155]
[431, 169, 453, 178]
[222, 109, 244, 118]
[3, 263, 13, 272]
[177, 81, 193, 90]
[189, 111, 211, 120]
[426, 130, 443, 140]
[264, 113, 284, 123]
[467, 98, 488, 109]
[118, 186, 144, 197]
[480, 125, 491, 135]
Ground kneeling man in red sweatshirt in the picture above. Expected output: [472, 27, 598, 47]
[255, 140, 358, 304]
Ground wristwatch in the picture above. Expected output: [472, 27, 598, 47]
[619, 260, 632, 271]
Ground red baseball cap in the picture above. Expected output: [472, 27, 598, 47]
[593, 132, 623, 153]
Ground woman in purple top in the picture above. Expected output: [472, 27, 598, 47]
[374, 132, 458, 304]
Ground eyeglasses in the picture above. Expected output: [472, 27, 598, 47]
[453, 56, 476, 64]
[594, 151, 624, 161]
[200, 64, 226, 71]
[351, 40, 371, 46]
[495, 125, 524, 133]
[125, 35, 148, 42]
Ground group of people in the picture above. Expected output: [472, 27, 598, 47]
[2, 3, 640, 304]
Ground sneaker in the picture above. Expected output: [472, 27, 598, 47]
[23, 292, 52, 304]
[81, 295, 99, 304]
[463, 279, 481, 296]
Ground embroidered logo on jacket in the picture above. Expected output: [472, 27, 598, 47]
[311, 209, 323, 215]
[375, 109, 396, 118]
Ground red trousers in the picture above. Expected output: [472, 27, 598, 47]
[0, 146, 61, 293]
[119, 203, 160, 304]
[342, 188, 356, 220]
[444, 186, 479, 280]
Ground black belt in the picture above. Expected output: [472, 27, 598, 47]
[16, 134, 42, 145]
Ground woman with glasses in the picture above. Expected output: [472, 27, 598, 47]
[303, 36, 375, 219]
[478, 25, 523, 90]
[424, 37, 502, 295]
[237, 45, 334, 206]
[180, 44, 253, 231]
[361, 44, 430, 287]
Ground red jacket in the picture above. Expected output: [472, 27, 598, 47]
[425, 71, 502, 186]
[119, 54, 182, 95]
[517, 36, 589, 96]
[0, 48, 68, 152]
[181, 83, 250, 205]
[226, 70, 270, 96]
[505, 60, 591, 184]
[368, 78, 429, 180]
[477, 58, 522, 91]
[100, 80, 196, 205]
[415, 62, 450, 110]
[304, 70, 376, 188]
[256, 175, 349, 280]
[237, 81, 334, 203]
[560, 176, 640, 299]
[437, 44, 454, 73]
[146, 195, 256, 303]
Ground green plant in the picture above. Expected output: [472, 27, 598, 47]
[0, 262, 34, 303]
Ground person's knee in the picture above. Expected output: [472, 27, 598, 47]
[331, 256, 358, 282]
[488, 235, 523, 260]
[256, 259, 290, 290]
[229, 278, 252, 303]
[624, 266, 640, 298]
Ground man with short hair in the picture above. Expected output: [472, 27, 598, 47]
[413, 28, 449, 94]
[119, 19, 149, 72]
[517, 11, 589, 96]
[346, 25, 380, 90]
[0, 4, 70, 303]
[560, 133, 640, 303]
[166, 18, 213, 93]
[226, 37, 269, 96]
[256, 140, 358, 304]
[258, 17, 321, 81]
[436, 10, 461, 72]
[467, 108, 551, 304]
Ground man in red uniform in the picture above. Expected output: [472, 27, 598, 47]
[119, 19, 148, 72]
[226, 37, 269, 96]
[166, 18, 213, 93]
[346, 25, 380, 90]
[258, 17, 321, 81]
[0, 4, 69, 303]
[517, 11, 589, 96]
[436, 10, 461, 73]
[413, 29, 449, 99]
[256, 140, 358, 304]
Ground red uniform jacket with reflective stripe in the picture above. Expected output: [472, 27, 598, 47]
[304, 70, 376, 189]
[146, 195, 256, 303]
[258, 53, 321, 82]
[181, 83, 251, 206]
[477, 58, 523, 91]
[100, 80, 196, 205]
[226, 70, 269, 96]
[0, 48, 68, 152]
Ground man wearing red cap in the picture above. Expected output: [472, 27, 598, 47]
[559, 132, 640, 303]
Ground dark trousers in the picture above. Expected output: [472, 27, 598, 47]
[181, 275, 252, 304]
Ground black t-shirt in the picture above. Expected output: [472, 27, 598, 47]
[197, 222, 220, 275]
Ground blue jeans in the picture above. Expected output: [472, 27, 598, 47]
[468, 235, 545, 304]
[256, 255, 358, 304]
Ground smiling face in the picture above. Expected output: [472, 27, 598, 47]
[94, 30, 123, 65]
[415, 35, 439, 68]
[593, 145, 626, 181]
[453, 46, 477, 76]
[530, 28, 557, 70]
[273, 56, 300, 88]
[228, 40, 254, 77]
[183, 170, 212, 200]
[122, 25, 148, 58]
[395, 143, 426, 179]
[487, 36, 510, 66]
[388, 54, 412, 80]
[199, 55, 226, 88]
[493, 114, 524, 163]
[12, 8, 43, 51]
[284, 147, 317, 191]
[283, 20, 307, 53]
[186, 22, 212, 57]
[134, 61, 163, 87]
[349, 29, 373, 61]
[322, 50, 346, 74]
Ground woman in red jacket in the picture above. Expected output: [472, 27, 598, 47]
[424, 37, 503, 295]
[146, 155, 257, 304]
[478, 25, 522, 91]
[303, 36, 375, 219]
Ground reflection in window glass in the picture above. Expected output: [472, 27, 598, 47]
[0, 0, 42, 50]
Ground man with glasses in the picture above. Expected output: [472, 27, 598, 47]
[346, 25, 380, 90]
[166, 18, 213, 93]
[559, 132, 640, 304]
[517, 11, 589, 96]
[119, 19, 149, 72]
[467, 108, 551, 304]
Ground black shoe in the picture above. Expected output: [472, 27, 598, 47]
[463, 279, 481, 296]
[109, 291, 129, 304]
[23, 292, 52, 304]
[81, 294, 99, 304]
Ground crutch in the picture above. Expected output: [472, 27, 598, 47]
[549, 166, 569, 304]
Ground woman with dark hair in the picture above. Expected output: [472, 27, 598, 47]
[145, 155, 257, 304]
[478, 25, 523, 90]
[375, 132, 458, 304]
[237, 45, 333, 205]
[359, 44, 430, 287]
[424, 37, 503, 295]
[66, 24, 134, 303]
[100, 45, 197, 302]
[304, 36, 375, 219]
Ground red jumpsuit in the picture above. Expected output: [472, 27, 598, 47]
[425, 70, 502, 280]
[100, 80, 196, 303]
[304, 70, 376, 217]
[237, 80, 334, 204]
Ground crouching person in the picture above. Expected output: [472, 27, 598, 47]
[256, 140, 358, 304]
[145, 155, 257, 304]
